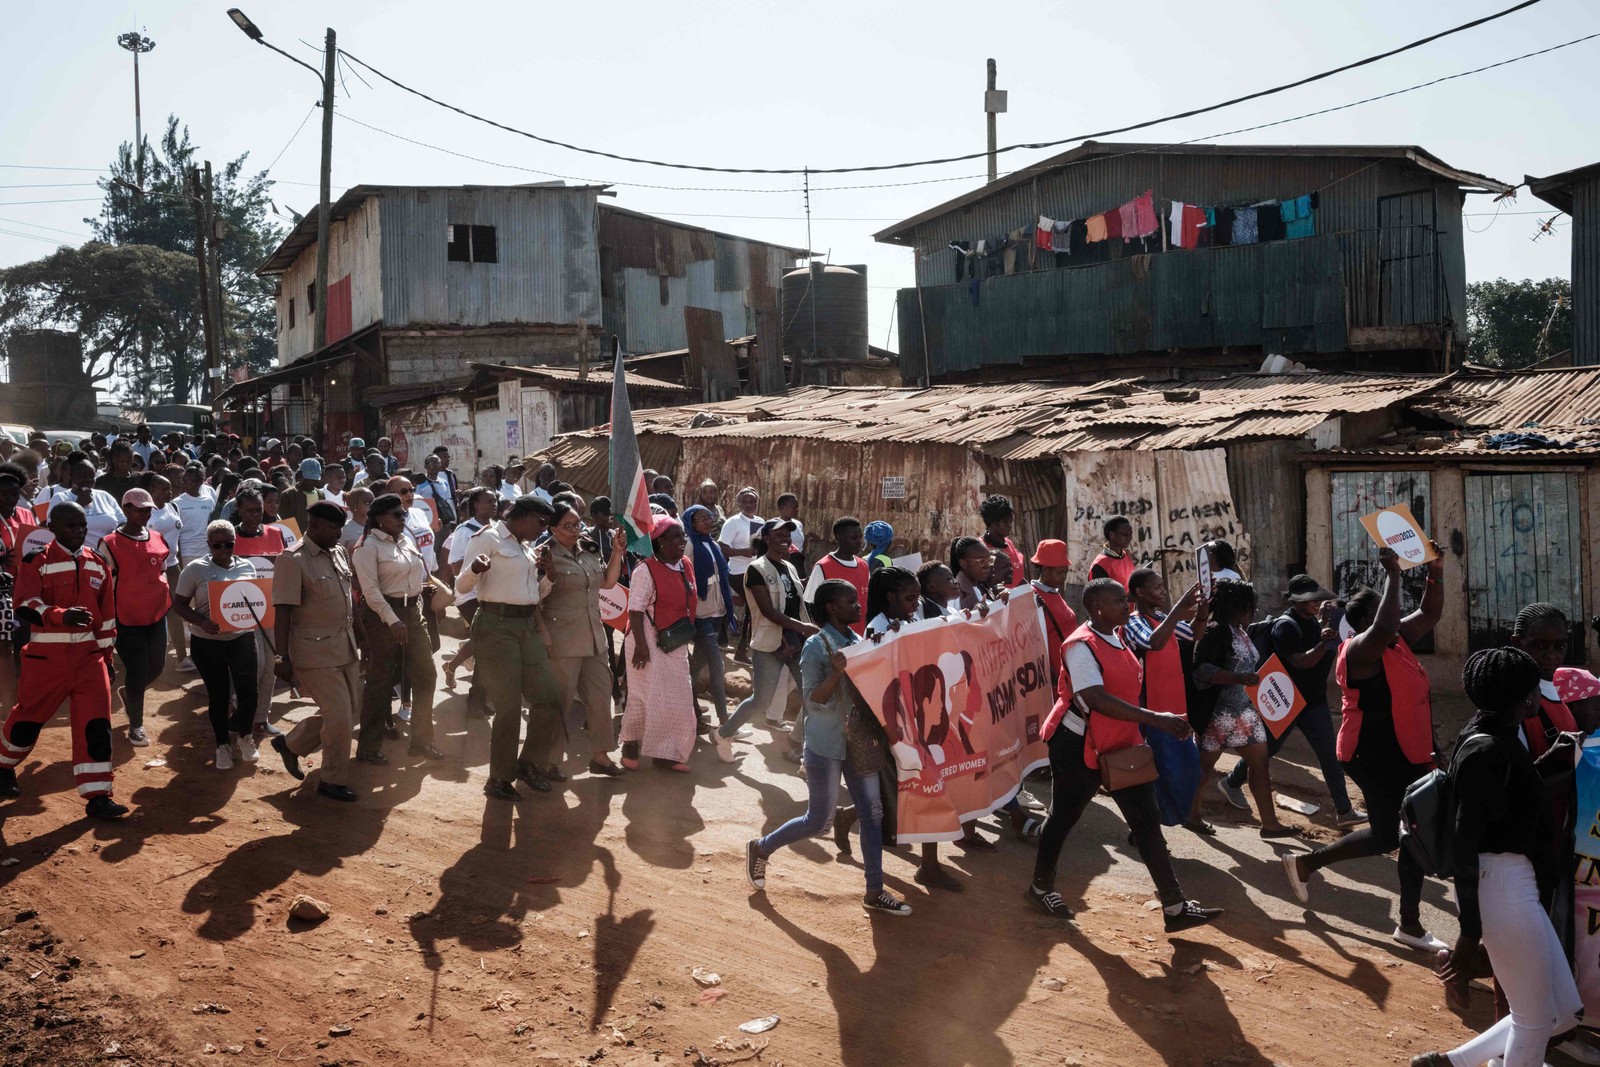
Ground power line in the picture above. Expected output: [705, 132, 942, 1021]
[0, 164, 106, 172]
[337, 0, 1548, 176]
[0, 197, 102, 206]
[265, 103, 319, 174]
[0, 216, 94, 238]
[0, 183, 101, 189]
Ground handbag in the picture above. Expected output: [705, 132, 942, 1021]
[1099, 743, 1158, 792]
[654, 563, 697, 653]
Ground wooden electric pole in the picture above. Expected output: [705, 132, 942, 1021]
[984, 59, 1006, 184]
[313, 27, 336, 351]
[204, 160, 225, 400]
[191, 166, 218, 407]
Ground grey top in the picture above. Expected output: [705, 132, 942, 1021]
[174, 556, 259, 641]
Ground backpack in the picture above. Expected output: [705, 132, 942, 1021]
[1246, 616, 1279, 662]
[1399, 732, 1495, 878]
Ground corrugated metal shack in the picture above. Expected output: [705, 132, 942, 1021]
[876, 142, 1513, 384]
[1305, 366, 1600, 684]
[1528, 162, 1600, 364]
[622, 336, 901, 391]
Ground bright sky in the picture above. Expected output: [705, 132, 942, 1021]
[3, 0, 1596, 354]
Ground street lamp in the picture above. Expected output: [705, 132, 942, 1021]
[116, 30, 156, 190]
[226, 9, 335, 354]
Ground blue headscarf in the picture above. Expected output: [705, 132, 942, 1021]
[864, 520, 894, 551]
[682, 504, 733, 614]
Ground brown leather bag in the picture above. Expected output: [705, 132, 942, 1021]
[1099, 743, 1158, 792]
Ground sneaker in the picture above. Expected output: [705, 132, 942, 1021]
[863, 890, 912, 917]
[714, 734, 738, 764]
[0, 767, 18, 798]
[1217, 776, 1249, 811]
[732, 725, 753, 740]
[128, 726, 150, 747]
[745, 839, 767, 891]
[1556, 1038, 1600, 1066]
[1024, 885, 1075, 920]
[1281, 853, 1312, 905]
[236, 735, 260, 763]
[398, 704, 413, 724]
[1392, 927, 1449, 953]
[1335, 807, 1369, 828]
[255, 722, 284, 738]
[215, 744, 235, 771]
[1163, 900, 1223, 933]
[177, 657, 197, 673]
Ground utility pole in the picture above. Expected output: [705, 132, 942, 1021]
[314, 27, 336, 351]
[984, 59, 1006, 185]
[204, 161, 226, 405]
[190, 166, 218, 407]
[117, 31, 156, 190]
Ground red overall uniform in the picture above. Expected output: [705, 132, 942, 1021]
[0, 540, 117, 799]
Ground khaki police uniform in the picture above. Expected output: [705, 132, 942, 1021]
[273, 538, 359, 785]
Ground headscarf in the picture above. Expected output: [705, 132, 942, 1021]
[682, 504, 734, 612]
[865, 520, 894, 552]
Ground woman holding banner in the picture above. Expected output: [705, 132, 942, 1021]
[172, 520, 260, 770]
[1283, 544, 1450, 955]
[1184, 578, 1295, 838]
[745, 579, 911, 917]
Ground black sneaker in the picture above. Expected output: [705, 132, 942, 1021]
[863, 890, 912, 917]
[85, 795, 129, 820]
[271, 736, 305, 780]
[483, 778, 519, 801]
[516, 762, 552, 793]
[1024, 885, 1074, 920]
[745, 839, 767, 891]
[0, 767, 18, 798]
[1163, 900, 1223, 933]
[1409, 1054, 1450, 1067]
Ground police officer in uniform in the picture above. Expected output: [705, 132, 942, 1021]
[270, 502, 360, 801]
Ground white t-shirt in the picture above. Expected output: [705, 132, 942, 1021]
[320, 488, 347, 509]
[48, 487, 124, 552]
[131, 441, 157, 466]
[802, 551, 863, 604]
[447, 518, 487, 605]
[148, 503, 183, 569]
[174, 488, 217, 560]
[405, 506, 437, 574]
[718, 513, 765, 577]
[1062, 627, 1125, 736]
[501, 481, 522, 503]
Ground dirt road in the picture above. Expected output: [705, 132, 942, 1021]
[0, 656, 1500, 1066]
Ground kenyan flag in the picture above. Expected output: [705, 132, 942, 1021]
[609, 339, 655, 556]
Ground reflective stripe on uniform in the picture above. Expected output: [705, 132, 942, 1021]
[26, 631, 98, 644]
[75, 782, 113, 797]
[0, 734, 28, 757]
[39, 561, 80, 575]
[72, 762, 113, 776]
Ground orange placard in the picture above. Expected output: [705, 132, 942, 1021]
[1359, 503, 1437, 569]
[32, 501, 49, 522]
[598, 582, 629, 632]
[275, 516, 302, 543]
[420, 496, 441, 532]
[1248, 654, 1307, 739]
[208, 577, 275, 633]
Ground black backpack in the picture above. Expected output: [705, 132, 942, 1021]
[1399, 732, 1494, 878]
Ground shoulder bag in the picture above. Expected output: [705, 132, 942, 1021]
[654, 563, 697, 653]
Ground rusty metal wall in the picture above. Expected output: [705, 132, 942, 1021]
[1224, 439, 1306, 607]
[380, 187, 601, 328]
[1464, 470, 1585, 654]
[1576, 175, 1600, 363]
[381, 395, 475, 469]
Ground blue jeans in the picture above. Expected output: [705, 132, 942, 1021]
[691, 616, 729, 720]
[720, 648, 800, 738]
[1224, 701, 1353, 814]
[758, 748, 885, 894]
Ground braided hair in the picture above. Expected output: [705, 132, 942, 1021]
[1461, 647, 1541, 716]
[866, 565, 919, 626]
[809, 577, 859, 627]
[1208, 577, 1257, 627]
[949, 535, 985, 574]
[1512, 602, 1568, 637]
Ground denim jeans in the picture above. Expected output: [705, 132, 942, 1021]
[758, 748, 886, 893]
[1224, 701, 1354, 814]
[720, 648, 800, 738]
[691, 616, 729, 720]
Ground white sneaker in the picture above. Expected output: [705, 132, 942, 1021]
[128, 726, 150, 747]
[398, 704, 413, 724]
[215, 744, 235, 771]
[177, 657, 197, 673]
[1557, 1039, 1600, 1066]
[715, 733, 739, 764]
[236, 735, 260, 762]
[732, 725, 753, 740]
[1281, 852, 1311, 905]
[1392, 926, 1449, 953]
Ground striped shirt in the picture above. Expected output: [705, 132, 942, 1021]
[1124, 610, 1193, 652]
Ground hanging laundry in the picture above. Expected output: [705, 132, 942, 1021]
[1004, 227, 1027, 274]
[969, 275, 981, 306]
[1282, 194, 1314, 239]
[1256, 203, 1286, 242]
[1212, 207, 1234, 248]
[1133, 191, 1159, 237]
[1231, 207, 1258, 245]
[1085, 214, 1108, 243]
[1036, 217, 1054, 251]
[1051, 219, 1073, 254]
[1118, 200, 1139, 241]
[1103, 207, 1124, 240]
[1168, 201, 1186, 247]
[948, 241, 970, 281]
[1181, 204, 1206, 249]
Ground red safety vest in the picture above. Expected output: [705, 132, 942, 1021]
[1130, 610, 1187, 716]
[1335, 637, 1434, 764]
[99, 528, 172, 627]
[1526, 696, 1578, 759]
[1043, 623, 1145, 769]
[645, 557, 697, 631]
[1089, 552, 1137, 589]
[817, 554, 869, 635]
[1032, 582, 1078, 695]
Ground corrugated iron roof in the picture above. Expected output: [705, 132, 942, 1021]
[1407, 367, 1600, 432]
[472, 362, 692, 396]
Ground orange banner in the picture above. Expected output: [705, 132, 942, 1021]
[1247, 654, 1307, 739]
[208, 577, 276, 633]
[841, 593, 1053, 843]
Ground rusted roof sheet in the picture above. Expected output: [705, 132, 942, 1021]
[472, 362, 694, 397]
[1407, 367, 1600, 432]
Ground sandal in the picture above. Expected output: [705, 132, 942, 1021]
[1183, 820, 1218, 837]
[1260, 825, 1300, 839]
[1013, 816, 1042, 841]
[958, 833, 998, 852]
[668, 762, 691, 774]
[443, 662, 458, 690]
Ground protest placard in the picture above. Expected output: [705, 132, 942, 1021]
[1247, 654, 1306, 739]
[208, 577, 275, 633]
[1359, 503, 1436, 568]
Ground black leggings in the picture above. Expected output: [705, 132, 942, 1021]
[190, 636, 257, 745]
[1302, 748, 1432, 928]
[114, 620, 167, 728]
[1032, 725, 1184, 908]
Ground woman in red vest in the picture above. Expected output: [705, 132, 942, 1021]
[98, 487, 173, 748]
[1510, 602, 1581, 753]
[1088, 516, 1138, 589]
[1283, 544, 1449, 954]
[620, 516, 699, 773]
[801, 517, 870, 635]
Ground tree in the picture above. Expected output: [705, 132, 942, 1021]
[1465, 277, 1572, 369]
[0, 242, 202, 407]
[88, 116, 284, 400]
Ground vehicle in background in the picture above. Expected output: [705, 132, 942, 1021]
[0, 424, 35, 446]
[36, 429, 100, 451]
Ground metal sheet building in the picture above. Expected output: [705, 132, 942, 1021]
[875, 142, 1513, 383]
[1529, 161, 1600, 364]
